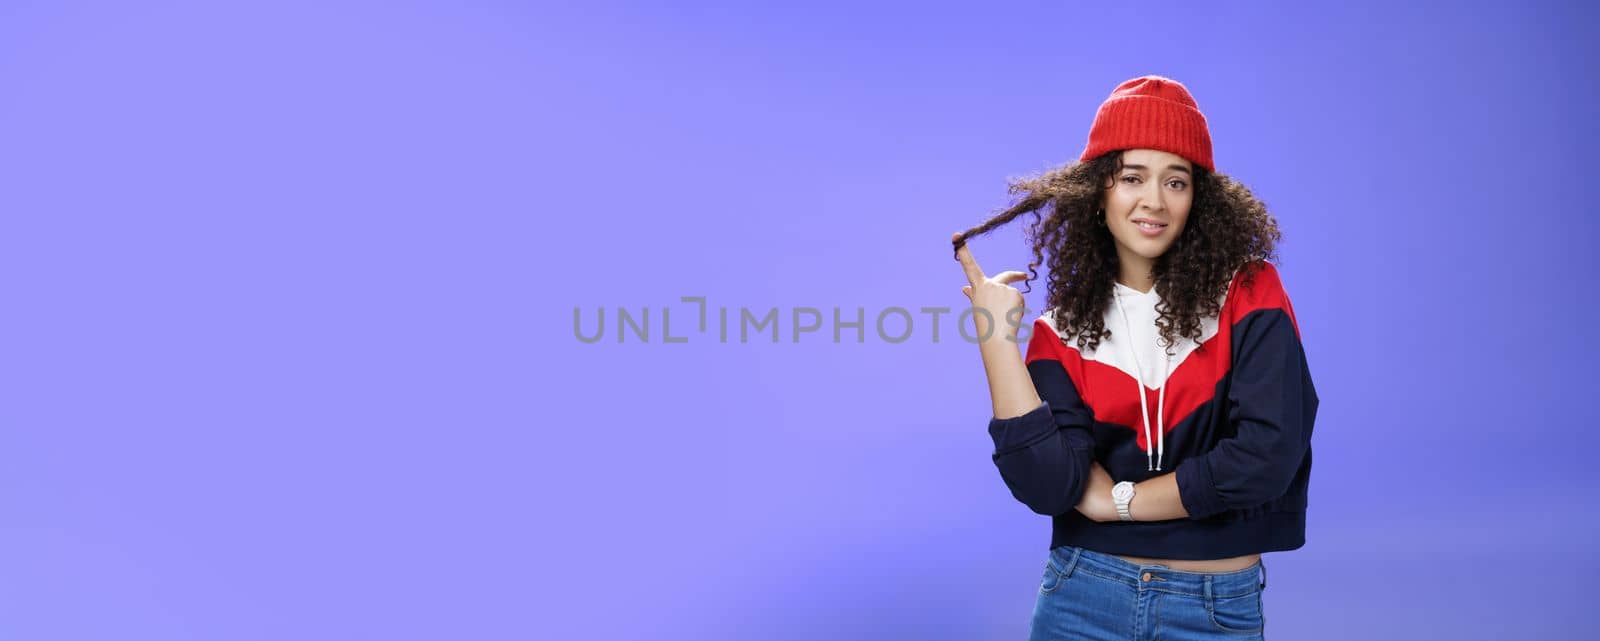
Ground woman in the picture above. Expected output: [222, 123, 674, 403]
[951, 75, 1318, 640]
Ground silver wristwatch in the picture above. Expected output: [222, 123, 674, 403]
[1112, 481, 1136, 521]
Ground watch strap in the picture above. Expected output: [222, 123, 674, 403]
[1113, 481, 1135, 521]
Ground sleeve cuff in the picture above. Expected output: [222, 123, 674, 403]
[1175, 455, 1230, 520]
[987, 401, 1054, 456]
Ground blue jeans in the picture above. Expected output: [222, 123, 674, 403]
[1030, 544, 1269, 640]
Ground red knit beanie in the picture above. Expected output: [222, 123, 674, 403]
[1079, 75, 1214, 172]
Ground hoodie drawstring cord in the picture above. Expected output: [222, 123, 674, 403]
[1114, 286, 1172, 472]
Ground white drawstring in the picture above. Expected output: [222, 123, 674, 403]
[1114, 285, 1171, 471]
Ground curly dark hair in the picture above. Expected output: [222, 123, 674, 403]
[952, 150, 1283, 356]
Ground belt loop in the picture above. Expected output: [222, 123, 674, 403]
[1259, 559, 1267, 590]
[1064, 546, 1082, 579]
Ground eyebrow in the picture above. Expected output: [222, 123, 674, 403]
[1121, 163, 1192, 176]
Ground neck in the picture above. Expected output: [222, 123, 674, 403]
[1116, 251, 1156, 294]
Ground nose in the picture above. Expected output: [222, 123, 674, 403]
[1140, 188, 1166, 213]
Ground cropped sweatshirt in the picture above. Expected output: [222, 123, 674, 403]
[987, 260, 1318, 559]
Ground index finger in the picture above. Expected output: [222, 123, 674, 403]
[953, 233, 986, 286]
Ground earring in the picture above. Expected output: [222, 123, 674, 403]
[1096, 208, 1106, 225]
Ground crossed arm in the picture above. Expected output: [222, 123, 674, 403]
[1074, 463, 1188, 522]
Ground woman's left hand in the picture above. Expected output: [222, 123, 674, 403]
[1076, 461, 1119, 523]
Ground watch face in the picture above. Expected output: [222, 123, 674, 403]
[1112, 483, 1134, 500]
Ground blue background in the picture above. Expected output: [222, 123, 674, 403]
[2, 1, 1594, 639]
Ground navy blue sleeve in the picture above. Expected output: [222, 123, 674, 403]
[1175, 306, 1319, 520]
[988, 357, 1097, 517]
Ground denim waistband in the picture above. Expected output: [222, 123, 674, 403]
[1049, 544, 1266, 598]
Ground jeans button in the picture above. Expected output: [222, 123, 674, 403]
[1141, 572, 1152, 581]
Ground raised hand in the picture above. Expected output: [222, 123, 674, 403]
[953, 232, 1030, 344]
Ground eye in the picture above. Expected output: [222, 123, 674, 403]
[1167, 180, 1188, 190]
[1121, 175, 1142, 184]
